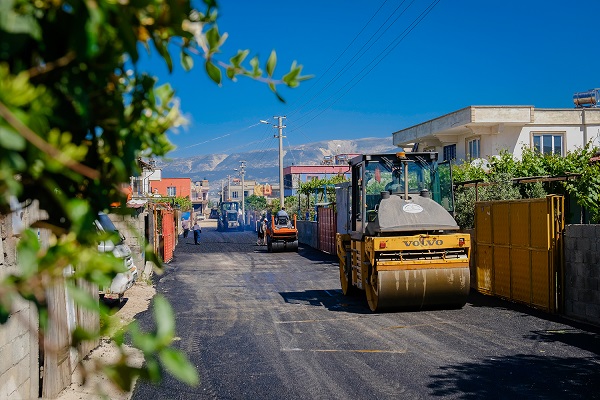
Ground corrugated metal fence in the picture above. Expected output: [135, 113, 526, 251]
[317, 207, 336, 254]
[475, 195, 564, 312]
[161, 209, 175, 263]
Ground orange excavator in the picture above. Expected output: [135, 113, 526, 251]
[265, 211, 299, 252]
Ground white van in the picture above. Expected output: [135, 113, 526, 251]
[96, 212, 138, 302]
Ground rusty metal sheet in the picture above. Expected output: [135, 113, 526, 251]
[530, 199, 550, 250]
[531, 250, 550, 310]
[492, 202, 510, 245]
[510, 248, 531, 304]
[510, 202, 530, 248]
[477, 244, 493, 293]
[493, 246, 511, 298]
[476, 204, 492, 244]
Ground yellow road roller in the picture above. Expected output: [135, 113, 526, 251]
[336, 152, 470, 312]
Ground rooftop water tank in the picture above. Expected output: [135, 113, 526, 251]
[573, 89, 600, 108]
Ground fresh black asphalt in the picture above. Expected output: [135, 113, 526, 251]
[131, 222, 600, 399]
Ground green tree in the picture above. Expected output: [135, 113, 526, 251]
[245, 194, 267, 212]
[0, 0, 309, 392]
[453, 145, 600, 228]
[298, 175, 349, 220]
[153, 195, 193, 210]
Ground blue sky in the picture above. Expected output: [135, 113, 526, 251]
[140, 1, 600, 158]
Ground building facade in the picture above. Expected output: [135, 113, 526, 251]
[392, 106, 600, 162]
[221, 179, 281, 203]
[191, 180, 210, 214]
[283, 154, 357, 196]
[149, 177, 192, 198]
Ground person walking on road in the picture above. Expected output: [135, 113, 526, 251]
[182, 217, 190, 238]
[193, 221, 202, 245]
[257, 216, 267, 245]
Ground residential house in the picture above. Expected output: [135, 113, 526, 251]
[130, 158, 156, 198]
[392, 106, 600, 162]
[222, 179, 281, 203]
[150, 177, 192, 198]
[191, 180, 210, 214]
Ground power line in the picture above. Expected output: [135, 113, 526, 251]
[290, 0, 416, 124]
[289, 0, 442, 133]
[287, 0, 390, 116]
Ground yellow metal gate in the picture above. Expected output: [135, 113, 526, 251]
[475, 195, 564, 312]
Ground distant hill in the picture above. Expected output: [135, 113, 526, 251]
[155, 137, 399, 185]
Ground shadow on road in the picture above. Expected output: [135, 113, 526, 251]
[467, 290, 600, 355]
[279, 289, 372, 314]
[298, 246, 339, 264]
[428, 353, 600, 399]
[525, 329, 600, 356]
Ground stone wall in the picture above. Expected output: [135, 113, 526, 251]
[564, 224, 600, 325]
[297, 220, 318, 249]
[0, 203, 42, 399]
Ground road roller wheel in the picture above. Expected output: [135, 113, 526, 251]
[290, 240, 299, 252]
[364, 268, 380, 312]
[339, 253, 356, 296]
[272, 241, 285, 252]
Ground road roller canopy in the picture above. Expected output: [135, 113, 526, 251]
[344, 152, 457, 237]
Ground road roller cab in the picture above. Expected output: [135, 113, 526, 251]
[336, 152, 471, 312]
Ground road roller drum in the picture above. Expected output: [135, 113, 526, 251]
[365, 268, 470, 311]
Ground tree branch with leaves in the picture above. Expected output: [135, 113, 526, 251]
[0, 0, 310, 393]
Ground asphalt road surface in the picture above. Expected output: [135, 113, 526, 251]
[132, 221, 600, 399]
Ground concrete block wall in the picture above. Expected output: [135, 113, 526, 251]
[564, 224, 600, 325]
[0, 203, 42, 399]
[108, 211, 147, 278]
[297, 221, 318, 249]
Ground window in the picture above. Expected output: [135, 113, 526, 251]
[533, 134, 563, 156]
[231, 191, 238, 199]
[167, 186, 176, 196]
[443, 144, 456, 162]
[467, 138, 480, 160]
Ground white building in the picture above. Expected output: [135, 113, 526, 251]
[392, 106, 600, 162]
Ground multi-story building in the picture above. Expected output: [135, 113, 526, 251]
[392, 105, 600, 162]
[130, 158, 156, 198]
[221, 179, 281, 203]
[149, 177, 192, 198]
[191, 180, 210, 214]
[283, 154, 357, 196]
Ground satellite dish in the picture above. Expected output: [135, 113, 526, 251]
[470, 158, 490, 172]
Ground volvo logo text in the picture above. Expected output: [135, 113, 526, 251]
[403, 239, 444, 246]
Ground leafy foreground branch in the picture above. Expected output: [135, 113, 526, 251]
[0, 0, 309, 395]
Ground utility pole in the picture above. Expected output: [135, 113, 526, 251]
[274, 116, 286, 209]
[227, 174, 231, 201]
[239, 160, 246, 227]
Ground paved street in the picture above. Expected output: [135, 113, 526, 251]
[132, 221, 600, 399]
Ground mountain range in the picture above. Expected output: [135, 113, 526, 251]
[155, 137, 399, 186]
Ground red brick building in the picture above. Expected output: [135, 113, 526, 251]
[149, 177, 192, 198]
